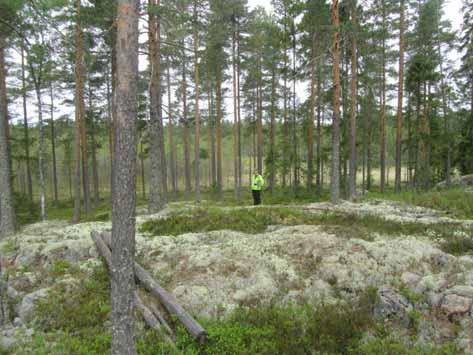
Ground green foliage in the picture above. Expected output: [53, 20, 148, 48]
[14, 192, 40, 226]
[439, 234, 473, 256]
[34, 266, 110, 332]
[353, 336, 458, 355]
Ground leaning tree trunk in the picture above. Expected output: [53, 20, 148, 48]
[112, 0, 139, 353]
[330, 0, 341, 204]
[0, 42, 15, 237]
[148, 0, 166, 213]
[348, 0, 358, 201]
[394, 0, 405, 193]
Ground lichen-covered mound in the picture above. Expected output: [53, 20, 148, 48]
[1, 200, 473, 352]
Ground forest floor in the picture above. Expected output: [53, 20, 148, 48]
[1, 187, 473, 354]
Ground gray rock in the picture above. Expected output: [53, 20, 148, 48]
[12, 317, 22, 327]
[18, 288, 49, 323]
[374, 286, 413, 327]
[440, 293, 473, 318]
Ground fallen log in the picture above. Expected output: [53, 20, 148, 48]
[101, 231, 208, 344]
[91, 231, 175, 345]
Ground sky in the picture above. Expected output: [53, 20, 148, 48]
[249, 0, 464, 32]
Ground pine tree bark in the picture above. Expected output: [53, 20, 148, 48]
[307, 33, 316, 191]
[379, 3, 387, 193]
[0, 43, 15, 237]
[394, 0, 405, 193]
[232, 23, 239, 198]
[256, 59, 263, 175]
[49, 83, 59, 203]
[207, 71, 216, 187]
[148, 0, 166, 212]
[269, 67, 276, 192]
[292, 23, 298, 189]
[167, 64, 177, 198]
[73, 0, 82, 222]
[111, 0, 139, 353]
[30, 64, 47, 221]
[193, 0, 201, 202]
[316, 58, 322, 193]
[215, 65, 223, 195]
[182, 48, 192, 196]
[21, 42, 33, 202]
[330, 0, 341, 203]
[88, 82, 100, 204]
[348, 0, 358, 200]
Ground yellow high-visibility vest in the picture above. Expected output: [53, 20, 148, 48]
[251, 174, 265, 191]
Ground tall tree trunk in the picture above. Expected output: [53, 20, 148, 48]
[215, 65, 223, 195]
[21, 42, 33, 202]
[140, 138, 146, 198]
[193, 0, 201, 202]
[29, 57, 47, 221]
[307, 34, 316, 191]
[182, 49, 192, 196]
[112, 0, 139, 353]
[292, 23, 298, 190]
[236, 27, 242, 198]
[88, 82, 100, 204]
[269, 67, 276, 192]
[282, 16, 288, 188]
[0, 43, 15, 237]
[232, 23, 239, 198]
[437, 27, 451, 186]
[316, 58, 322, 193]
[379, 3, 387, 193]
[330, 0, 341, 203]
[49, 83, 59, 203]
[107, 60, 114, 190]
[207, 70, 216, 188]
[256, 59, 263, 175]
[167, 64, 177, 199]
[348, 0, 358, 200]
[73, 0, 83, 222]
[394, 0, 405, 193]
[148, 0, 166, 212]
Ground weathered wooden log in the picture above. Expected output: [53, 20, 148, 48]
[91, 231, 175, 345]
[101, 231, 208, 344]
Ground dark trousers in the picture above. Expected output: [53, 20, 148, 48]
[252, 190, 261, 205]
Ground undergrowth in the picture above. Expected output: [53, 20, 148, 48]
[17, 269, 458, 354]
[140, 206, 464, 243]
[365, 188, 473, 219]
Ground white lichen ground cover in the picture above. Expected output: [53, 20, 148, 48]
[1, 199, 473, 352]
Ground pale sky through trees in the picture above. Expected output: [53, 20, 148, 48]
[6, 0, 466, 125]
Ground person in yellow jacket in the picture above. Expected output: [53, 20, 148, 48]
[251, 173, 265, 205]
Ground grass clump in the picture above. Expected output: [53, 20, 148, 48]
[439, 233, 473, 256]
